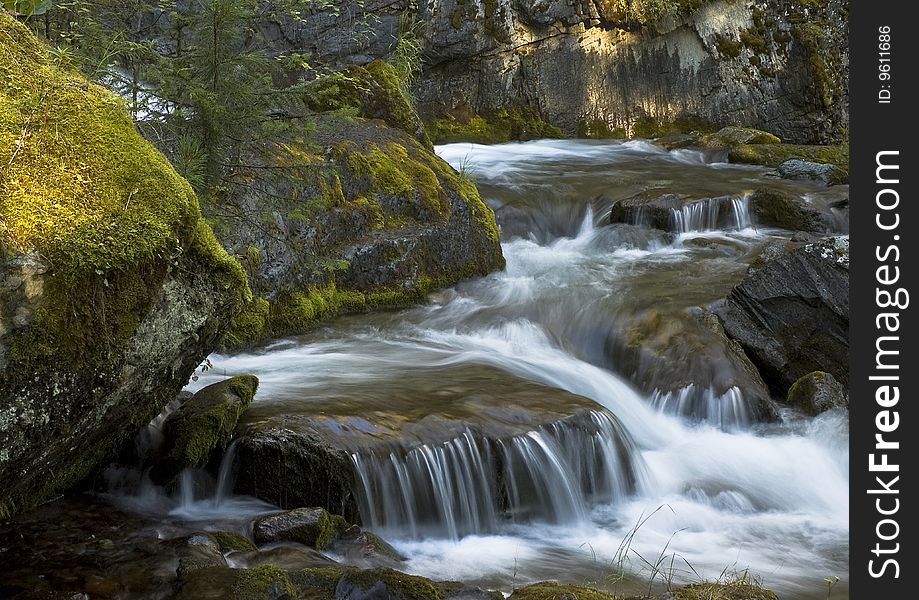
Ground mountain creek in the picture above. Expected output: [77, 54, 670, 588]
[1, 140, 848, 599]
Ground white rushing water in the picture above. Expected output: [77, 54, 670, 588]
[187, 140, 848, 599]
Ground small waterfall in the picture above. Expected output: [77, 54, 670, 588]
[730, 194, 753, 229]
[670, 199, 721, 233]
[351, 410, 643, 539]
[669, 195, 752, 233]
[648, 385, 752, 430]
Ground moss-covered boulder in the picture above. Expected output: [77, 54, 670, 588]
[700, 126, 781, 150]
[787, 371, 848, 415]
[253, 507, 348, 550]
[215, 118, 504, 349]
[0, 14, 248, 517]
[152, 376, 258, 482]
[728, 143, 849, 184]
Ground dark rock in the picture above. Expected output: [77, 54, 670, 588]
[176, 534, 229, 577]
[748, 188, 833, 232]
[609, 192, 741, 232]
[152, 375, 258, 483]
[776, 159, 841, 184]
[233, 364, 640, 526]
[332, 530, 406, 567]
[254, 507, 348, 550]
[718, 237, 849, 395]
[607, 308, 777, 425]
[0, 16, 248, 517]
[787, 371, 848, 415]
[654, 133, 701, 150]
[230, 545, 335, 570]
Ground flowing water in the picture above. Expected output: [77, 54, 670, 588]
[172, 140, 845, 598]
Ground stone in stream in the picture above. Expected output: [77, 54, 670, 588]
[151, 375, 259, 483]
[607, 192, 746, 232]
[233, 364, 643, 531]
[698, 126, 781, 150]
[717, 237, 849, 396]
[747, 188, 834, 233]
[607, 308, 777, 425]
[254, 507, 349, 550]
[787, 371, 849, 416]
[0, 15, 248, 518]
[775, 158, 842, 185]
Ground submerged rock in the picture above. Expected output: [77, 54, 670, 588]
[153, 375, 258, 482]
[787, 371, 848, 415]
[748, 188, 834, 232]
[0, 14, 248, 517]
[608, 308, 777, 425]
[254, 507, 348, 550]
[233, 364, 642, 531]
[718, 237, 849, 395]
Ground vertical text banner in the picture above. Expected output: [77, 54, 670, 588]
[851, 0, 917, 596]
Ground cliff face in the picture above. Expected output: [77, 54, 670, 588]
[413, 0, 848, 144]
[0, 13, 248, 517]
[254, 0, 847, 144]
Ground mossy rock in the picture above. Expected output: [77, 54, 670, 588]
[220, 120, 504, 349]
[253, 507, 348, 550]
[700, 126, 781, 150]
[787, 370, 848, 415]
[174, 564, 298, 600]
[508, 582, 615, 600]
[0, 13, 248, 517]
[336, 567, 442, 600]
[209, 530, 258, 553]
[426, 107, 562, 144]
[152, 375, 258, 482]
[748, 189, 832, 232]
[728, 143, 848, 183]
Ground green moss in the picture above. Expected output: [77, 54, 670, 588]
[224, 297, 270, 348]
[740, 26, 769, 54]
[427, 107, 562, 145]
[347, 142, 447, 218]
[728, 143, 848, 182]
[163, 375, 258, 468]
[291, 566, 346, 596]
[342, 567, 441, 600]
[508, 582, 615, 600]
[235, 565, 298, 600]
[792, 22, 843, 109]
[0, 13, 249, 516]
[210, 531, 258, 553]
[577, 118, 627, 139]
[713, 33, 742, 58]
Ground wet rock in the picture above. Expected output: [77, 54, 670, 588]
[728, 144, 849, 184]
[437, 581, 504, 600]
[608, 192, 739, 232]
[176, 534, 229, 577]
[776, 158, 841, 184]
[654, 133, 701, 150]
[174, 564, 299, 600]
[231, 545, 335, 570]
[254, 507, 348, 550]
[153, 376, 258, 483]
[748, 188, 833, 232]
[209, 531, 258, 553]
[335, 567, 440, 600]
[787, 371, 848, 415]
[233, 364, 640, 525]
[332, 529, 406, 567]
[0, 15, 247, 518]
[608, 308, 777, 425]
[718, 237, 849, 395]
